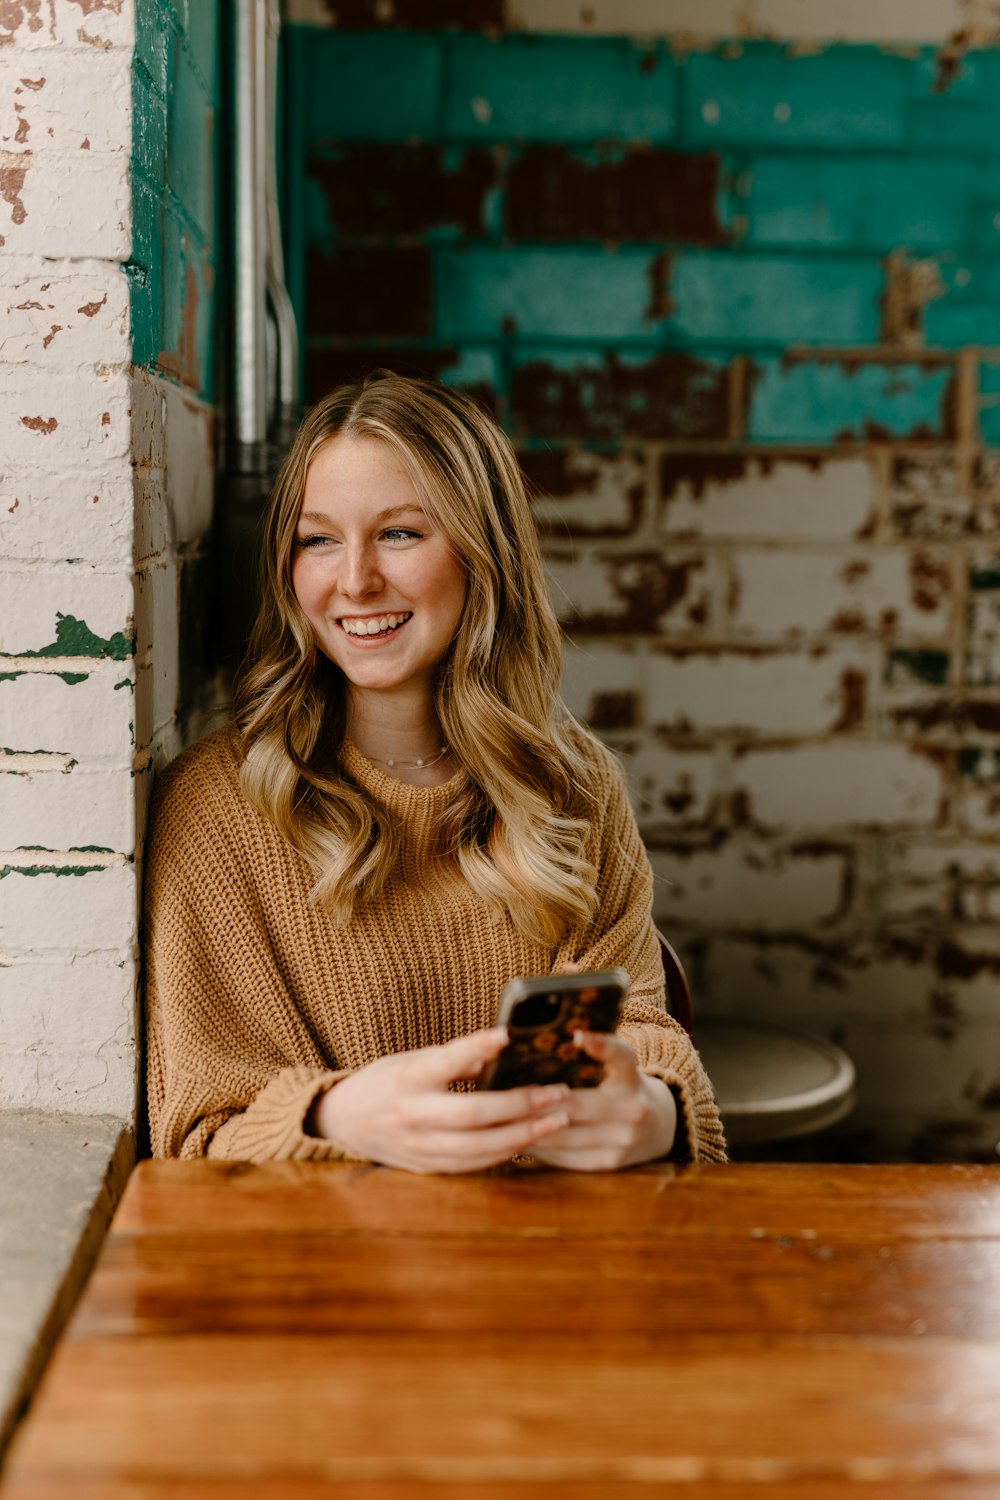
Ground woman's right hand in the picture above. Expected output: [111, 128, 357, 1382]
[309, 1027, 572, 1173]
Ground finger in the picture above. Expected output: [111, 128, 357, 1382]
[530, 1121, 637, 1153]
[406, 1082, 571, 1132]
[410, 1027, 508, 1087]
[573, 1030, 641, 1086]
[415, 1107, 572, 1171]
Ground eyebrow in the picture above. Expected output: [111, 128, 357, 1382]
[297, 504, 426, 526]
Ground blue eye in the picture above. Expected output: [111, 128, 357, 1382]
[383, 527, 422, 542]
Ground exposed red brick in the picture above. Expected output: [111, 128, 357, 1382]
[833, 667, 867, 731]
[587, 691, 639, 730]
[659, 450, 826, 501]
[519, 447, 644, 538]
[909, 549, 951, 612]
[19, 414, 57, 434]
[77, 293, 107, 317]
[307, 246, 433, 339]
[0, 151, 30, 246]
[512, 352, 730, 442]
[935, 938, 1000, 980]
[560, 553, 709, 633]
[305, 345, 496, 413]
[308, 145, 496, 239]
[318, 0, 503, 26]
[646, 253, 673, 322]
[157, 257, 201, 393]
[507, 146, 727, 245]
[894, 699, 1000, 735]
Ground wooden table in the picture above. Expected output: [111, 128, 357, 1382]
[4, 1159, 1000, 1497]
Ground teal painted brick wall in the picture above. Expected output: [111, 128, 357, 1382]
[286, 28, 1000, 445]
[130, 0, 220, 400]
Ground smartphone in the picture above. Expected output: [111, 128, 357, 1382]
[477, 968, 629, 1091]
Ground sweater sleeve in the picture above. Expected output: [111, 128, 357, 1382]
[557, 742, 727, 1165]
[143, 741, 353, 1162]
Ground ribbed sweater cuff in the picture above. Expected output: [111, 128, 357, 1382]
[620, 1012, 728, 1165]
[206, 1066, 356, 1163]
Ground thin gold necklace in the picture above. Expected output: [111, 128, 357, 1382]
[370, 745, 451, 770]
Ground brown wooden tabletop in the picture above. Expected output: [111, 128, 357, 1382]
[4, 1159, 1000, 1498]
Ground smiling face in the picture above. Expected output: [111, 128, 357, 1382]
[291, 435, 467, 713]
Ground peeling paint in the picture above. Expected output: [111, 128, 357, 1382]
[0, 148, 30, 246]
[881, 251, 946, 347]
[512, 351, 730, 441]
[65, 0, 123, 14]
[6, 614, 133, 662]
[908, 549, 951, 613]
[0, 2, 52, 41]
[19, 415, 57, 434]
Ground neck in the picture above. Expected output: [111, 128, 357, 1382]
[346, 689, 452, 785]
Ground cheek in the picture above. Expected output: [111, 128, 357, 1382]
[290, 554, 319, 614]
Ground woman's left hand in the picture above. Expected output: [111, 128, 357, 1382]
[529, 1031, 678, 1171]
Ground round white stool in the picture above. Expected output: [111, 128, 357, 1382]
[693, 1019, 857, 1148]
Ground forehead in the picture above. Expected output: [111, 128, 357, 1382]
[301, 434, 422, 514]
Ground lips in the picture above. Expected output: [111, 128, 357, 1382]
[338, 611, 413, 639]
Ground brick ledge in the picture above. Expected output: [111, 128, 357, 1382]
[0, 1111, 134, 1460]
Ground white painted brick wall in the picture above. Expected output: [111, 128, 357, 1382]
[547, 547, 720, 634]
[530, 449, 646, 535]
[0, 8, 142, 1117]
[0, 52, 130, 152]
[0, 3, 134, 52]
[734, 744, 945, 829]
[561, 639, 642, 725]
[1, 256, 129, 365]
[0, 665, 136, 759]
[731, 548, 954, 642]
[0, 864, 136, 957]
[647, 646, 872, 738]
[660, 456, 879, 543]
[0, 962, 135, 1116]
[2, 368, 131, 467]
[0, 765, 134, 852]
[650, 841, 847, 928]
[0, 566, 133, 655]
[619, 743, 721, 830]
[0, 476, 133, 566]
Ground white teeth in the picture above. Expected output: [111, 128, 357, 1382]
[341, 612, 411, 637]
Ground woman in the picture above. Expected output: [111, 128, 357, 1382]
[144, 372, 725, 1170]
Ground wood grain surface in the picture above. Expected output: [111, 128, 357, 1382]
[4, 1161, 1000, 1498]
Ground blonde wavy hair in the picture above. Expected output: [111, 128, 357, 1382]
[234, 370, 601, 946]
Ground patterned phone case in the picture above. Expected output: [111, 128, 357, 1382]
[478, 969, 628, 1091]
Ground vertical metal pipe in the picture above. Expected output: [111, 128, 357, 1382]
[265, 0, 300, 424]
[235, 0, 268, 452]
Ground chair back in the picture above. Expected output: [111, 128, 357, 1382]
[655, 928, 693, 1038]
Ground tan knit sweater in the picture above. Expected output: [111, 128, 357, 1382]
[144, 726, 726, 1165]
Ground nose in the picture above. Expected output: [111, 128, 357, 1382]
[340, 540, 383, 599]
